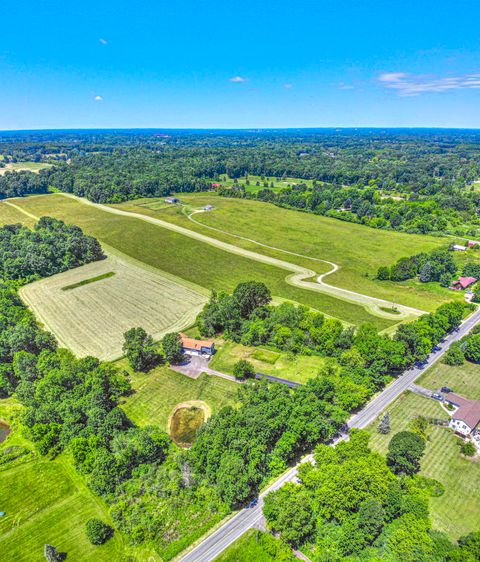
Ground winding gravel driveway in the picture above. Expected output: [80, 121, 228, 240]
[56, 194, 424, 321]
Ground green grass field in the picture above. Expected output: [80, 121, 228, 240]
[0, 162, 52, 175]
[0, 399, 155, 562]
[210, 341, 330, 384]
[417, 359, 480, 398]
[367, 391, 480, 539]
[0, 201, 37, 228]
[213, 529, 295, 561]
[217, 173, 316, 194]
[123, 193, 457, 313]
[4, 194, 397, 329]
[120, 363, 239, 430]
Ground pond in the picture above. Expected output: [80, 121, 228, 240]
[169, 406, 205, 448]
[0, 421, 11, 444]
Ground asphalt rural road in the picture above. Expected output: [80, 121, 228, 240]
[179, 305, 480, 562]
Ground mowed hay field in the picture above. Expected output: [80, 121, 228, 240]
[121, 364, 238, 430]
[124, 194, 454, 312]
[20, 252, 207, 360]
[6, 194, 396, 329]
[367, 391, 480, 539]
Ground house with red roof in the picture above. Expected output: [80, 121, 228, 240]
[444, 392, 480, 449]
[449, 276, 477, 290]
[180, 333, 215, 356]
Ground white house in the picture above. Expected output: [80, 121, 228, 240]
[444, 392, 480, 448]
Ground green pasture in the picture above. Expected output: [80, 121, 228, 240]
[120, 363, 238, 430]
[417, 360, 480, 398]
[367, 391, 480, 539]
[4, 194, 395, 329]
[210, 341, 330, 385]
[217, 173, 315, 194]
[125, 193, 456, 313]
[0, 400, 153, 562]
[0, 201, 37, 228]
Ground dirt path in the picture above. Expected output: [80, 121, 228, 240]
[55, 193, 424, 320]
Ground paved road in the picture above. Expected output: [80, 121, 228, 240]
[179, 306, 480, 562]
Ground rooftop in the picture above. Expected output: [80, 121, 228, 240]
[445, 392, 480, 429]
[180, 332, 214, 351]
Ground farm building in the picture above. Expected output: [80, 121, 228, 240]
[468, 240, 480, 248]
[451, 244, 467, 251]
[211, 183, 221, 188]
[450, 276, 477, 290]
[444, 392, 480, 449]
[204, 205, 214, 211]
[180, 333, 215, 356]
[165, 197, 180, 204]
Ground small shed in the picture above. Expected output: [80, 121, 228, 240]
[165, 197, 180, 204]
[204, 205, 214, 211]
[452, 244, 467, 251]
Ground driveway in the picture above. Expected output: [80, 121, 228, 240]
[171, 354, 238, 383]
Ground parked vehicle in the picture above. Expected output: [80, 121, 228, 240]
[432, 393, 443, 401]
[441, 386, 453, 393]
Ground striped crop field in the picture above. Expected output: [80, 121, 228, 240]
[19, 251, 207, 360]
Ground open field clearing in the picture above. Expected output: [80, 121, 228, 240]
[0, 162, 52, 175]
[5, 194, 399, 329]
[20, 252, 207, 360]
[120, 364, 238, 430]
[210, 341, 331, 385]
[417, 359, 480, 398]
[217, 173, 316, 194]
[0, 400, 154, 562]
[123, 194, 456, 313]
[367, 391, 480, 538]
[0, 201, 37, 227]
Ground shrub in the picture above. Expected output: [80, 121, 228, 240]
[85, 518, 113, 545]
[377, 266, 391, 281]
[443, 343, 464, 366]
[387, 431, 426, 475]
[460, 441, 477, 457]
[233, 359, 256, 380]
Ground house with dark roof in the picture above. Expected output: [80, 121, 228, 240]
[180, 333, 215, 356]
[165, 196, 180, 204]
[444, 392, 480, 448]
[449, 276, 477, 291]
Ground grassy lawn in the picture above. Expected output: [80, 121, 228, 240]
[0, 162, 52, 175]
[120, 363, 239, 430]
[217, 173, 316, 194]
[210, 341, 329, 384]
[5, 194, 395, 329]
[213, 529, 295, 562]
[0, 400, 154, 562]
[417, 360, 480, 398]
[367, 391, 480, 539]
[122, 193, 457, 313]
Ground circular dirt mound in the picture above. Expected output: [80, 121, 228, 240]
[168, 401, 211, 448]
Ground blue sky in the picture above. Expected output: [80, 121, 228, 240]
[2, 0, 480, 129]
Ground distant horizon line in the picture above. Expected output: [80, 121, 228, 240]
[1, 126, 480, 134]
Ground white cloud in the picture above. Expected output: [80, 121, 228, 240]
[378, 71, 480, 96]
[99, 38, 108, 45]
[283, 83, 293, 89]
[229, 76, 248, 83]
[94, 95, 103, 101]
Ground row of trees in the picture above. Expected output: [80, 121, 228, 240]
[0, 217, 104, 282]
[377, 248, 457, 284]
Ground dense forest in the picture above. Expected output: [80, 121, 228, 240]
[2, 129, 480, 234]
